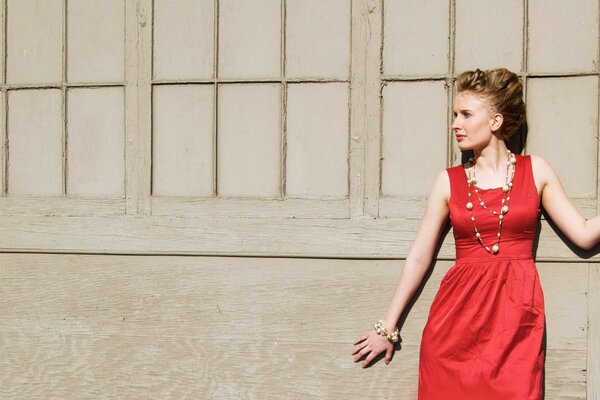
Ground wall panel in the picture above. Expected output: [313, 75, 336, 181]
[383, 0, 449, 76]
[7, 90, 63, 195]
[455, 0, 523, 72]
[217, 84, 281, 197]
[529, 0, 598, 73]
[0, 254, 588, 398]
[218, 0, 281, 79]
[67, 88, 125, 196]
[286, 83, 349, 197]
[381, 81, 447, 198]
[285, 0, 350, 79]
[527, 76, 598, 197]
[153, 0, 214, 80]
[67, 0, 125, 82]
[6, 0, 62, 84]
[152, 85, 214, 196]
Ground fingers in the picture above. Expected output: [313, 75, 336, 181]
[361, 351, 378, 368]
[352, 335, 367, 345]
[352, 344, 371, 362]
[385, 346, 394, 365]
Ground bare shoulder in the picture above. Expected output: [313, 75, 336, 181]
[430, 169, 451, 203]
[528, 154, 556, 186]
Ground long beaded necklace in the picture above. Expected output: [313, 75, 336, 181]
[465, 150, 516, 255]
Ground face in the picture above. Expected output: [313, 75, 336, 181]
[452, 91, 502, 151]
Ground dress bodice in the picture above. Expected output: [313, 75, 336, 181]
[447, 154, 541, 261]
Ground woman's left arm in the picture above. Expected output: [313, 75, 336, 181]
[533, 154, 600, 250]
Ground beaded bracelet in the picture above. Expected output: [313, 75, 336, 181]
[373, 320, 400, 343]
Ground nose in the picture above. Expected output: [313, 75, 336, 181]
[451, 117, 459, 131]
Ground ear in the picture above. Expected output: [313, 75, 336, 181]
[489, 113, 503, 133]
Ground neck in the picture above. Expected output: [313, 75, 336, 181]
[472, 141, 510, 175]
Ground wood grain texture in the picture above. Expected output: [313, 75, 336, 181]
[0, 254, 588, 399]
[349, 0, 368, 217]
[363, 0, 382, 218]
[1, 214, 600, 261]
[124, 0, 151, 215]
[589, 263, 600, 399]
[151, 197, 349, 219]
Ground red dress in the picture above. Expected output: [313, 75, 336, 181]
[418, 155, 545, 399]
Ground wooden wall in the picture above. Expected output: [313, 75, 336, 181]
[0, 0, 599, 398]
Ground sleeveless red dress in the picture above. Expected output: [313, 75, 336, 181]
[418, 155, 545, 399]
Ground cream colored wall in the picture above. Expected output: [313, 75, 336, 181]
[0, 0, 598, 398]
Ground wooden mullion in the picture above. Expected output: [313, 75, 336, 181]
[124, 0, 152, 215]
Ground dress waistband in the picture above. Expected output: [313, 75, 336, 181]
[455, 256, 534, 263]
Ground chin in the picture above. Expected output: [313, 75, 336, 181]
[456, 141, 473, 152]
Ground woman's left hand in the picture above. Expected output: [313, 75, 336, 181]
[351, 330, 395, 368]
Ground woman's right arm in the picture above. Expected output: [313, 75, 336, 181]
[352, 169, 450, 368]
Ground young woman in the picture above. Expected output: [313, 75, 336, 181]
[351, 68, 600, 399]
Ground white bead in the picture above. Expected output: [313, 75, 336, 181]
[476, 232, 481, 238]
[501, 205, 509, 214]
[466, 202, 473, 210]
[480, 201, 485, 206]
[492, 244, 499, 254]
[502, 185, 509, 192]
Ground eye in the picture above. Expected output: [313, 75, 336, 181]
[463, 112, 471, 118]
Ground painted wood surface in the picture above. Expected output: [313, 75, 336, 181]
[0, 254, 589, 399]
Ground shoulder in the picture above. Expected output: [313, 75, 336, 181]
[528, 154, 557, 185]
[430, 169, 451, 202]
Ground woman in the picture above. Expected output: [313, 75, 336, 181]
[351, 68, 600, 399]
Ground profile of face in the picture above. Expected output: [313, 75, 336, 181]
[452, 91, 503, 152]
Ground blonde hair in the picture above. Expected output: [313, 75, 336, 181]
[455, 68, 526, 140]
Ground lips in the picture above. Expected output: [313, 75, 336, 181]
[455, 134, 466, 142]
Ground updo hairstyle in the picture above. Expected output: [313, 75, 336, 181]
[455, 68, 526, 141]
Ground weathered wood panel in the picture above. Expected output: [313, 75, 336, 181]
[7, 90, 63, 195]
[0, 254, 588, 399]
[218, 0, 281, 79]
[455, 0, 523, 72]
[6, 0, 62, 84]
[124, 0, 152, 215]
[382, 81, 447, 197]
[589, 263, 600, 399]
[151, 197, 348, 219]
[285, 0, 350, 79]
[527, 76, 599, 197]
[152, 0, 214, 80]
[217, 84, 281, 197]
[67, 88, 125, 196]
[383, 0, 449, 76]
[2, 215, 600, 262]
[67, 0, 124, 83]
[528, 0, 598, 73]
[152, 85, 214, 196]
[286, 83, 349, 197]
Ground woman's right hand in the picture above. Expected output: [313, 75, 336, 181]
[351, 329, 395, 368]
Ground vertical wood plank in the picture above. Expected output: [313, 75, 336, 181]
[0, 0, 4, 195]
[349, 0, 367, 216]
[363, 0, 382, 217]
[589, 263, 600, 399]
[125, 0, 152, 214]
